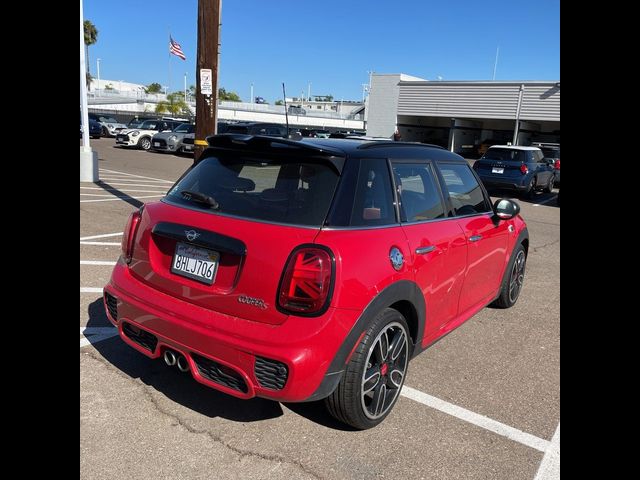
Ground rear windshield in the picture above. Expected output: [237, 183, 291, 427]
[166, 154, 340, 226]
[483, 148, 527, 162]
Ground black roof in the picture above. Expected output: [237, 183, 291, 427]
[204, 134, 465, 162]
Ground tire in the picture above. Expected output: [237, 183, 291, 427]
[491, 243, 527, 309]
[543, 175, 554, 193]
[101, 126, 109, 137]
[139, 137, 152, 151]
[523, 178, 535, 200]
[325, 308, 410, 430]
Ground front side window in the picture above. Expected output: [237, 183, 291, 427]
[438, 163, 491, 216]
[166, 153, 340, 227]
[393, 163, 445, 222]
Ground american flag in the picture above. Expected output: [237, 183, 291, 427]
[169, 36, 186, 60]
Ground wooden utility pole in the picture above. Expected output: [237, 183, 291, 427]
[194, 0, 220, 160]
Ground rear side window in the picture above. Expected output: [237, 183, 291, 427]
[348, 159, 396, 226]
[438, 163, 491, 216]
[166, 154, 340, 226]
[483, 148, 526, 162]
[393, 163, 445, 222]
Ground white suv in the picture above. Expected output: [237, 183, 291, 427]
[115, 120, 180, 150]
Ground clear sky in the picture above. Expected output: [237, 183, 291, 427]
[84, 0, 560, 103]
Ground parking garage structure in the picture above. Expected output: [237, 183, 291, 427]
[366, 75, 559, 156]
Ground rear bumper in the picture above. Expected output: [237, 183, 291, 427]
[104, 261, 359, 402]
[477, 174, 528, 191]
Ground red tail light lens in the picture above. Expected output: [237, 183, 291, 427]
[121, 207, 143, 264]
[554, 159, 560, 170]
[520, 163, 529, 175]
[278, 246, 334, 315]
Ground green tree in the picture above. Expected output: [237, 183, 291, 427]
[155, 92, 191, 117]
[274, 100, 284, 106]
[218, 87, 242, 102]
[83, 20, 98, 87]
[104, 83, 114, 91]
[145, 83, 163, 94]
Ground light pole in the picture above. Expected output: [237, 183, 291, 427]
[184, 72, 187, 101]
[80, 0, 98, 182]
[307, 82, 311, 102]
[96, 58, 101, 96]
[250, 83, 254, 104]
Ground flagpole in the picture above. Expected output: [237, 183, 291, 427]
[168, 28, 172, 97]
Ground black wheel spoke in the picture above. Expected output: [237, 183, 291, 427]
[389, 330, 407, 361]
[372, 383, 387, 417]
[363, 367, 381, 394]
[389, 367, 404, 388]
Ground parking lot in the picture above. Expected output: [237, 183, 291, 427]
[80, 137, 559, 480]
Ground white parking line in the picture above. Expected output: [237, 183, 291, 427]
[92, 182, 170, 188]
[400, 385, 550, 452]
[80, 232, 122, 241]
[81, 187, 168, 193]
[99, 176, 169, 182]
[80, 260, 117, 266]
[533, 424, 560, 480]
[80, 193, 132, 197]
[80, 332, 119, 348]
[99, 168, 174, 183]
[81, 327, 116, 334]
[80, 241, 121, 246]
[80, 287, 103, 293]
[80, 195, 163, 203]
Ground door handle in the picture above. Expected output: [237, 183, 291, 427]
[415, 245, 436, 255]
[469, 235, 482, 242]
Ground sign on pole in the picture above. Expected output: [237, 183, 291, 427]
[200, 68, 213, 95]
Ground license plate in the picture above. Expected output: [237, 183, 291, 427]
[171, 242, 219, 285]
[153, 142, 160, 147]
[492, 167, 504, 174]
[184, 145, 193, 150]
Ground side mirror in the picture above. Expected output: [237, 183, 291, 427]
[544, 157, 555, 165]
[493, 198, 520, 220]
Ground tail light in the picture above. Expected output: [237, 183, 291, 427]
[278, 246, 334, 315]
[554, 159, 560, 170]
[121, 206, 144, 264]
[520, 163, 529, 175]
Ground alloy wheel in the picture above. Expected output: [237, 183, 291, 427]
[360, 322, 409, 420]
[508, 250, 526, 303]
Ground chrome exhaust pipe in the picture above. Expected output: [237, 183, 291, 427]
[163, 350, 177, 366]
[177, 355, 190, 372]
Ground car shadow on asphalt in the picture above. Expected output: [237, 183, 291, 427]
[85, 298, 356, 430]
[93, 181, 145, 209]
[489, 189, 559, 208]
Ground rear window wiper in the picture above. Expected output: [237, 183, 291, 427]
[181, 190, 219, 209]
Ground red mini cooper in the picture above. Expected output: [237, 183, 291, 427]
[104, 135, 528, 429]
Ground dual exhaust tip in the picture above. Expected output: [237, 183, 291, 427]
[163, 350, 190, 372]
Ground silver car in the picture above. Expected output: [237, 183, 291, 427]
[88, 113, 127, 137]
[150, 123, 195, 154]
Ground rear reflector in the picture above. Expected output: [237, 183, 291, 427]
[278, 246, 334, 315]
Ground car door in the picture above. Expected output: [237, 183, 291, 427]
[392, 160, 468, 346]
[436, 162, 510, 316]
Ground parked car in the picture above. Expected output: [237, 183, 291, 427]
[314, 129, 330, 138]
[80, 117, 102, 139]
[224, 122, 288, 137]
[104, 135, 529, 430]
[287, 105, 306, 115]
[127, 116, 156, 129]
[180, 123, 231, 155]
[151, 123, 195, 154]
[116, 120, 182, 150]
[88, 113, 127, 137]
[532, 143, 560, 186]
[472, 145, 556, 198]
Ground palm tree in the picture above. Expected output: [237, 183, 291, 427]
[156, 92, 191, 117]
[84, 20, 98, 88]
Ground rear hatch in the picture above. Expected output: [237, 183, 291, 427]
[474, 147, 528, 178]
[128, 138, 344, 325]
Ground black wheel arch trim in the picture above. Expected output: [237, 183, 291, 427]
[302, 280, 426, 402]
